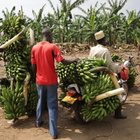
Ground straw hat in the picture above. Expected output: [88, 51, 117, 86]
[95, 31, 105, 40]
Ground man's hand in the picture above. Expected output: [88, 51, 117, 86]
[73, 58, 80, 62]
[61, 58, 79, 65]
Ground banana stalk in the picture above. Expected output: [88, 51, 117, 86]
[29, 28, 35, 48]
[107, 69, 124, 102]
[0, 26, 25, 49]
[23, 72, 31, 106]
[88, 88, 125, 106]
[89, 67, 124, 102]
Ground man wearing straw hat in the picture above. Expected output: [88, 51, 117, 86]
[89, 30, 127, 119]
[89, 31, 124, 73]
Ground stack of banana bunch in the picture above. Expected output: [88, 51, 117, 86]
[57, 58, 120, 121]
[1, 16, 30, 81]
[1, 81, 25, 120]
[56, 57, 108, 89]
[0, 15, 38, 120]
[111, 53, 136, 88]
[81, 73, 120, 121]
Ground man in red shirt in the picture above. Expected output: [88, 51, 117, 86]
[31, 29, 79, 139]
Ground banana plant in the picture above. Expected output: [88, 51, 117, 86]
[60, 0, 87, 43]
[68, 16, 85, 43]
[47, 0, 87, 43]
[46, 0, 62, 42]
[76, 2, 105, 45]
[29, 4, 46, 42]
[102, 0, 127, 46]
[0, 18, 2, 34]
[42, 13, 61, 42]
[118, 10, 140, 44]
[2, 6, 16, 19]
[132, 28, 140, 46]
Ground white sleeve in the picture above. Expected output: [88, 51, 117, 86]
[104, 49, 123, 73]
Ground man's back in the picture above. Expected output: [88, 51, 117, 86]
[31, 42, 63, 85]
[89, 44, 122, 73]
[89, 44, 108, 59]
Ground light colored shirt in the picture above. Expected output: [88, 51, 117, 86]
[89, 44, 123, 73]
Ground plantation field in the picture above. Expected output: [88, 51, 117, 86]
[0, 46, 140, 140]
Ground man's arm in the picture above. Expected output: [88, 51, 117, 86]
[61, 58, 79, 65]
[104, 49, 123, 73]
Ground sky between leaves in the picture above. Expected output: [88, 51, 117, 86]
[0, 0, 139, 19]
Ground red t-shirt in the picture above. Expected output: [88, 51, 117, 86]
[31, 42, 64, 85]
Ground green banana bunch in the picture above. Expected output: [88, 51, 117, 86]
[111, 53, 123, 62]
[56, 62, 76, 87]
[80, 72, 119, 121]
[82, 95, 120, 121]
[0, 78, 10, 106]
[25, 83, 38, 116]
[56, 57, 108, 92]
[0, 34, 10, 46]
[2, 16, 23, 37]
[1, 81, 25, 120]
[127, 66, 136, 88]
[82, 73, 115, 103]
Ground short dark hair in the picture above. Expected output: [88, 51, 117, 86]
[97, 37, 105, 44]
[41, 29, 51, 37]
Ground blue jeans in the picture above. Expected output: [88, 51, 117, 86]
[36, 83, 58, 137]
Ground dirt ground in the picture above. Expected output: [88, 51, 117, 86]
[0, 48, 140, 140]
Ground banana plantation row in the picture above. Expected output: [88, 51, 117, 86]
[0, 0, 140, 46]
